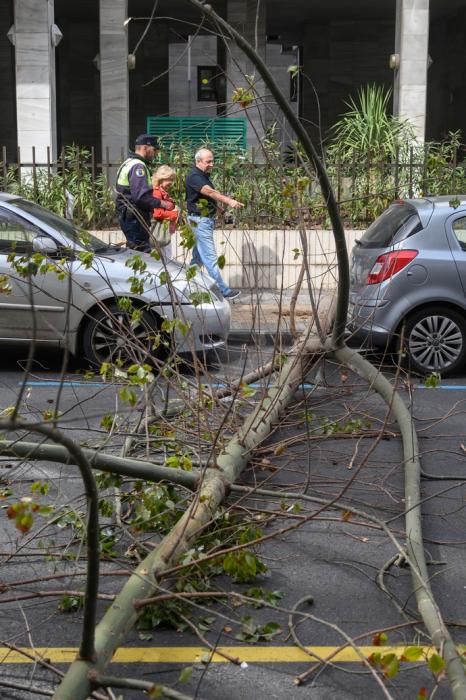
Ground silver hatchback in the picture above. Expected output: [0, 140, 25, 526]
[0, 193, 230, 366]
[348, 196, 466, 375]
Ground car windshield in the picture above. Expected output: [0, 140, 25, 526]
[358, 203, 422, 249]
[11, 198, 111, 252]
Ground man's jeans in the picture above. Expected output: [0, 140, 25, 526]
[188, 216, 231, 296]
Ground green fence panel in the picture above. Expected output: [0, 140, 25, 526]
[146, 116, 247, 152]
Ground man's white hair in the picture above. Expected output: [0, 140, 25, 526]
[195, 148, 212, 163]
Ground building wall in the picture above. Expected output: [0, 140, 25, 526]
[226, 0, 267, 153]
[264, 43, 299, 154]
[302, 20, 394, 148]
[427, 6, 466, 141]
[169, 35, 218, 118]
[0, 0, 17, 159]
[55, 0, 100, 153]
[4, 2, 466, 165]
[166, 38, 299, 146]
[128, 19, 169, 144]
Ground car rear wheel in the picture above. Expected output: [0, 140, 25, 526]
[82, 303, 167, 367]
[404, 306, 466, 376]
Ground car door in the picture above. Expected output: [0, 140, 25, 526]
[0, 209, 69, 341]
[446, 213, 466, 299]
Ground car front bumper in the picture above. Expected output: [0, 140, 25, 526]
[157, 297, 231, 354]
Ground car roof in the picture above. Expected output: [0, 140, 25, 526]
[388, 195, 466, 229]
[407, 195, 466, 211]
[0, 192, 22, 203]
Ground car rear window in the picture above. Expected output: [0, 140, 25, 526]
[358, 203, 423, 249]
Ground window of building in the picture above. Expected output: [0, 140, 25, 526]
[197, 66, 217, 102]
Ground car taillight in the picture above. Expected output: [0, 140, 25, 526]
[367, 250, 418, 285]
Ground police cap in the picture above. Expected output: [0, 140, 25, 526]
[135, 134, 159, 148]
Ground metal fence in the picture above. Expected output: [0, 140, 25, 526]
[0, 145, 124, 185]
[1, 142, 465, 229]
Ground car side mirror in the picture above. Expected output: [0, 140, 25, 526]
[33, 236, 59, 255]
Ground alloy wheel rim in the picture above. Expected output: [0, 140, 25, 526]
[408, 315, 463, 371]
[91, 312, 154, 364]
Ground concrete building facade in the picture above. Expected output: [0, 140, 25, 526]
[1, 0, 466, 164]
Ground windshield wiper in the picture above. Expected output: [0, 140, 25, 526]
[94, 244, 122, 254]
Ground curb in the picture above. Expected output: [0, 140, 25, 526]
[227, 328, 295, 346]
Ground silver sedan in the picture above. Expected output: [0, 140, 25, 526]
[0, 193, 230, 366]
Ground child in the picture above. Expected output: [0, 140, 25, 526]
[152, 165, 179, 261]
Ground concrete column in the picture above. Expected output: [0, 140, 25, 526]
[225, 0, 267, 155]
[99, 0, 129, 163]
[393, 0, 430, 141]
[13, 0, 58, 162]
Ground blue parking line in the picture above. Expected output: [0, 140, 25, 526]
[209, 382, 315, 390]
[416, 385, 466, 390]
[19, 381, 108, 387]
[20, 381, 317, 390]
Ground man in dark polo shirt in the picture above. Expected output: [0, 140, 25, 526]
[185, 148, 244, 299]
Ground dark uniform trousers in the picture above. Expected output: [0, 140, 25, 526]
[118, 212, 152, 252]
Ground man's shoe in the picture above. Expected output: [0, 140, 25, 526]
[223, 289, 241, 300]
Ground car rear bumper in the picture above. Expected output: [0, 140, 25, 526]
[347, 299, 393, 348]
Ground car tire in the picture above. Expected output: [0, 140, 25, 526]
[404, 306, 466, 376]
[82, 302, 166, 367]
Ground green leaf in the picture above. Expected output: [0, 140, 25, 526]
[31, 481, 50, 496]
[381, 652, 399, 678]
[138, 632, 153, 641]
[261, 621, 281, 640]
[78, 251, 95, 269]
[428, 653, 445, 674]
[117, 297, 133, 312]
[240, 383, 256, 398]
[372, 632, 388, 646]
[189, 291, 212, 307]
[100, 413, 114, 431]
[402, 646, 424, 662]
[424, 372, 441, 389]
[178, 666, 193, 683]
[58, 594, 83, 613]
[119, 387, 137, 407]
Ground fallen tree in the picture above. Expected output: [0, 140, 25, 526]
[1, 3, 465, 699]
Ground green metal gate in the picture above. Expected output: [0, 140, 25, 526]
[146, 116, 247, 152]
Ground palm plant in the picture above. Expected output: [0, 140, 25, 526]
[328, 84, 415, 163]
[326, 84, 418, 223]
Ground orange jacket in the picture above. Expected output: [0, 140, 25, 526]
[152, 186, 178, 222]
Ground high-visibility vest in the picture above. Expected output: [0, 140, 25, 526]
[116, 157, 151, 187]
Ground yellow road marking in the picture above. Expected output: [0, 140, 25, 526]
[0, 645, 452, 664]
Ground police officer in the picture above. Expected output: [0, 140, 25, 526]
[115, 134, 174, 251]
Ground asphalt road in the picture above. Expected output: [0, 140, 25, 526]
[1, 343, 466, 699]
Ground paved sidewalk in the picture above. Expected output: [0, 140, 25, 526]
[228, 289, 336, 344]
